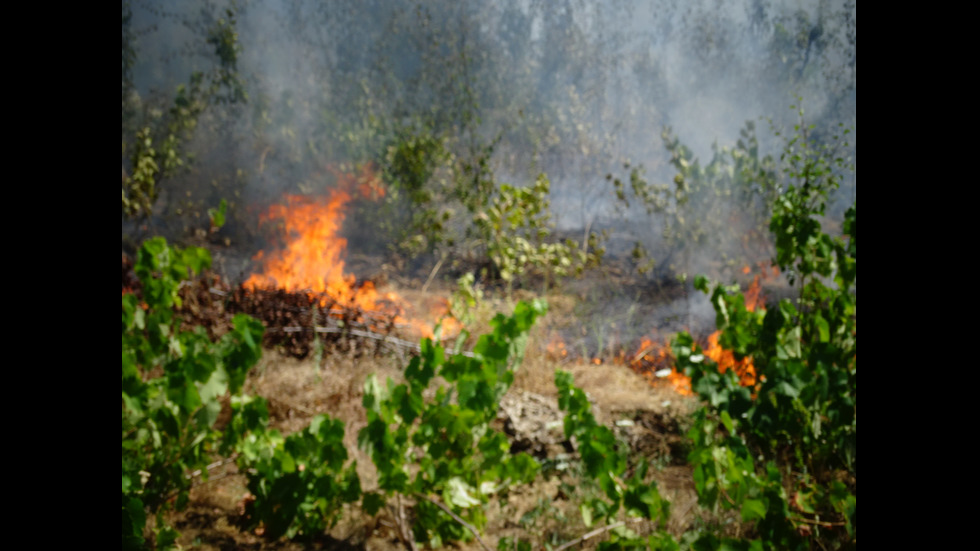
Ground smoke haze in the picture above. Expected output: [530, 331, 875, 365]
[123, 0, 855, 349]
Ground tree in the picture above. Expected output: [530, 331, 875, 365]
[121, 1, 246, 222]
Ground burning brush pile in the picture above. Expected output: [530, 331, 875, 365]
[122, 164, 458, 359]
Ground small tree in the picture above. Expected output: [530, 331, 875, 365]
[121, 3, 246, 221]
[671, 116, 855, 549]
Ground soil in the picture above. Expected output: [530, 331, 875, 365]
[123, 240, 752, 551]
[152, 276, 709, 551]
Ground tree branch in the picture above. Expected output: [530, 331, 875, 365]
[554, 521, 626, 551]
[393, 495, 419, 551]
[415, 494, 491, 551]
[272, 326, 476, 358]
[792, 516, 847, 527]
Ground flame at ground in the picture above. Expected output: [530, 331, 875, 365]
[630, 337, 693, 396]
[540, 269, 774, 398]
[545, 333, 569, 359]
[703, 273, 767, 388]
[244, 163, 456, 339]
[623, 270, 772, 397]
[245, 164, 388, 310]
[704, 332, 758, 387]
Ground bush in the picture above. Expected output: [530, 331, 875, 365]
[671, 118, 855, 549]
[122, 237, 265, 550]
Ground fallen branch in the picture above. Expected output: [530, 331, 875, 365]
[269, 326, 476, 358]
[266, 396, 317, 416]
[186, 455, 238, 480]
[554, 522, 625, 551]
[163, 454, 241, 502]
[554, 517, 647, 551]
[793, 516, 847, 527]
[394, 494, 419, 551]
[632, 345, 657, 364]
[415, 494, 491, 551]
[420, 253, 447, 295]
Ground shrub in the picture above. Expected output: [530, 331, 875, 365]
[122, 237, 265, 549]
[672, 117, 855, 549]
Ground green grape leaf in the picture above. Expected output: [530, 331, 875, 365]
[445, 477, 481, 508]
[740, 498, 767, 522]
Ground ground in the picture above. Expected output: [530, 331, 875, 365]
[155, 278, 712, 551]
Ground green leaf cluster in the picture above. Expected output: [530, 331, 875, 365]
[122, 4, 246, 221]
[383, 127, 454, 256]
[476, 174, 604, 290]
[347, 120, 605, 292]
[554, 370, 677, 550]
[358, 299, 547, 547]
[243, 414, 362, 540]
[610, 121, 781, 280]
[122, 237, 266, 550]
[670, 117, 855, 549]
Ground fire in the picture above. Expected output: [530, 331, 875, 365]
[244, 163, 457, 339]
[624, 273, 772, 397]
[244, 164, 385, 308]
[413, 296, 462, 340]
[628, 337, 692, 396]
[703, 332, 758, 387]
[545, 333, 569, 359]
[702, 274, 766, 389]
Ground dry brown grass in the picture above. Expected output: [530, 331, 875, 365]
[164, 280, 708, 550]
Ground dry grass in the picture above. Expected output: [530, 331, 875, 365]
[163, 280, 709, 550]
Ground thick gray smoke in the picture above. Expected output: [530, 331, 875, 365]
[123, 0, 855, 350]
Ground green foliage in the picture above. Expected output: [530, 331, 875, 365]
[121, 4, 246, 220]
[611, 120, 781, 280]
[358, 299, 547, 547]
[205, 9, 247, 105]
[243, 414, 362, 540]
[122, 237, 265, 549]
[554, 370, 677, 549]
[448, 272, 485, 328]
[392, 129, 451, 252]
[670, 119, 855, 549]
[376, 125, 454, 257]
[350, 111, 605, 290]
[476, 174, 604, 290]
[207, 198, 228, 232]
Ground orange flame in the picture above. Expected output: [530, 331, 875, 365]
[628, 337, 693, 396]
[703, 332, 758, 387]
[624, 274, 772, 397]
[545, 333, 569, 359]
[412, 296, 462, 340]
[244, 191, 379, 306]
[244, 163, 457, 339]
[702, 275, 765, 390]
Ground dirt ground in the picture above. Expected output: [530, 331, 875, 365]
[154, 278, 710, 551]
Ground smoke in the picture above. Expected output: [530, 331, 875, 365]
[124, 0, 855, 349]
